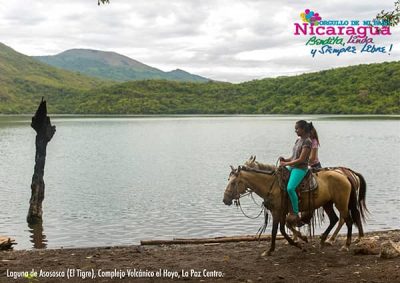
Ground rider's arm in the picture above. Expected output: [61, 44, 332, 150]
[281, 147, 310, 167]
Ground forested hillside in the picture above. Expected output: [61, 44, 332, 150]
[0, 43, 109, 113]
[1, 43, 398, 114]
[71, 62, 400, 114]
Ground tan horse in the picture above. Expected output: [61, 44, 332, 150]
[223, 159, 367, 255]
[244, 156, 368, 245]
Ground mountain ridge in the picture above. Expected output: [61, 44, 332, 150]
[33, 48, 210, 82]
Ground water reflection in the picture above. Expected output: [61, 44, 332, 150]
[28, 222, 47, 249]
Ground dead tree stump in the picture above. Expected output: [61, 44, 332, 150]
[27, 98, 56, 224]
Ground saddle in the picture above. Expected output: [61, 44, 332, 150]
[276, 166, 318, 196]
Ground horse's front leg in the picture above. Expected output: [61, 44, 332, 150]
[263, 217, 279, 256]
[280, 218, 303, 250]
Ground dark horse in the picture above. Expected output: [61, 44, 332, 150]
[223, 157, 367, 255]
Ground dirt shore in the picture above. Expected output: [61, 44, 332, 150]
[1, 230, 399, 283]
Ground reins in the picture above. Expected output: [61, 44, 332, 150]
[234, 185, 264, 220]
[236, 197, 265, 219]
[234, 166, 277, 220]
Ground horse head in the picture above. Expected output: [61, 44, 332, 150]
[223, 165, 248, 206]
[244, 155, 257, 168]
[245, 155, 276, 172]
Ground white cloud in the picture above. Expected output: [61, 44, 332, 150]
[0, 0, 398, 82]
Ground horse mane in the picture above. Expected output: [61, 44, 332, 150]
[244, 158, 276, 172]
[254, 162, 276, 172]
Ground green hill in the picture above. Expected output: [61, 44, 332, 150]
[1, 43, 399, 114]
[71, 62, 399, 114]
[33, 49, 210, 82]
[0, 43, 111, 113]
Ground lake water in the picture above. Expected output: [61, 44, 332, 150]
[0, 115, 399, 249]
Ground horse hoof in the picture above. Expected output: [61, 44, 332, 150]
[295, 242, 303, 249]
[327, 238, 336, 244]
[324, 241, 333, 246]
[261, 250, 272, 257]
[339, 246, 349, 252]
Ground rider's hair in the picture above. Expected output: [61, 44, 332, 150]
[309, 122, 320, 146]
[296, 120, 320, 145]
[296, 120, 312, 134]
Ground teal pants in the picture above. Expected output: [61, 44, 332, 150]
[286, 166, 308, 214]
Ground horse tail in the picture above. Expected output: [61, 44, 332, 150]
[339, 167, 368, 225]
[348, 184, 361, 228]
[354, 172, 369, 223]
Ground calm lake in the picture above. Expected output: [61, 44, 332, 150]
[0, 115, 399, 249]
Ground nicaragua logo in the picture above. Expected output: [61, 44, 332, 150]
[294, 8, 394, 57]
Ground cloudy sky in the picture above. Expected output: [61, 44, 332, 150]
[0, 0, 399, 82]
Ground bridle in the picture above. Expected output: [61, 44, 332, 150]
[228, 165, 277, 219]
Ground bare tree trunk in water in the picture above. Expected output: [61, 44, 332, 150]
[27, 98, 56, 224]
